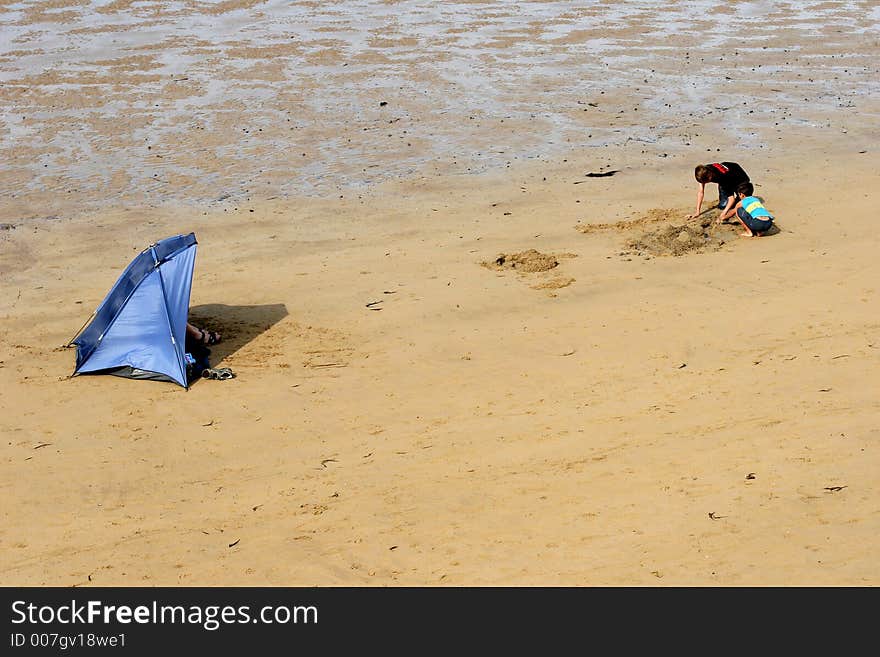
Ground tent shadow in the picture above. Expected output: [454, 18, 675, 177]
[187, 302, 289, 372]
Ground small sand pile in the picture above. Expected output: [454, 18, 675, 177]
[531, 276, 576, 290]
[483, 249, 561, 272]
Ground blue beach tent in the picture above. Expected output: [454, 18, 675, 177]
[71, 233, 198, 388]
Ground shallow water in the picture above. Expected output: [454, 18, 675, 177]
[1, 0, 878, 218]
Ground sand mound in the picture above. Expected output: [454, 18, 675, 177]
[576, 207, 687, 234]
[483, 249, 560, 273]
[531, 276, 575, 290]
[623, 222, 725, 257]
[482, 250, 578, 294]
[576, 206, 736, 257]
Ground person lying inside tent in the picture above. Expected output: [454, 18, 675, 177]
[186, 323, 221, 346]
[70, 233, 228, 388]
[185, 322, 230, 380]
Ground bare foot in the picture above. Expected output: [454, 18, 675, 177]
[740, 230, 755, 237]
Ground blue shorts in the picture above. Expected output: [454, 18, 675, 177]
[718, 186, 735, 210]
[737, 207, 774, 233]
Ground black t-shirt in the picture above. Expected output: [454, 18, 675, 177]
[712, 162, 749, 193]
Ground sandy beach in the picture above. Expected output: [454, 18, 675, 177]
[2, 1, 879, 586]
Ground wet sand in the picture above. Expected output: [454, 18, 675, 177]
[1, 2, 879, 586]
[2, 1, 878, 217]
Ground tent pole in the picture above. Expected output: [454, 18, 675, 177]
[152, 246, 190, 389]
[65, 310, 96, 347]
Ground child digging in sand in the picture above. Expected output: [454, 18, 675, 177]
[687, 161, 750, 222]
[732, 181, 774, 237]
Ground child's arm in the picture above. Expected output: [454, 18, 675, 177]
[687, 183, 706, 218]
[717, 195, 738, 223]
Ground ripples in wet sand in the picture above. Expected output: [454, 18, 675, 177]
[1, 0, 877, 218]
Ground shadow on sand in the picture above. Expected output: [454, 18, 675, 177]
[187, 302, 288, 369]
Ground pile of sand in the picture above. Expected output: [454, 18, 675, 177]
[482, 249, 561, 273]
[623, 222, 725, 257]
[530, 276, 576, 290]
[576, 207, 687, 234]
[576, 206, 744, 257]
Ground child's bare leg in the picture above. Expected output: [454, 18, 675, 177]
[736, 216, 754, 237]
